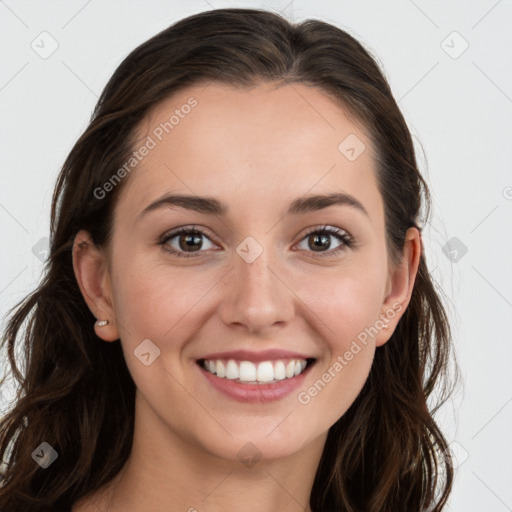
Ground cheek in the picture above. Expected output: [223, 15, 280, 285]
[110, 256, 218, 356]
[294, 277, 380, 430]
[291, 267, 383, 420]
[110, 263, 208, 402]
[111, 242, 196, 325]
[299, 266, 385, 347]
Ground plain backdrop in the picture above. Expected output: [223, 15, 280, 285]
[1, 1, 511, 510]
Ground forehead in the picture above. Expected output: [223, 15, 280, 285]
[116, 81, 383, 227]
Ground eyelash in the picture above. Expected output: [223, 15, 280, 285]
[159, 224, 354, 259]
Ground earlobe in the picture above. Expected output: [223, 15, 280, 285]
[72, 230, 119, 342]
[375, 227, 422, 347]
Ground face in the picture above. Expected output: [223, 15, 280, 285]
[75, 81, 416, 464]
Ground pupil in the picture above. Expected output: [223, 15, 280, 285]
[310, 233, 330, 252]
[181, 233, 202, 251]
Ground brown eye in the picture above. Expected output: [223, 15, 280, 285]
[160, 227, 217, 258]
[296, 226, 353, 257]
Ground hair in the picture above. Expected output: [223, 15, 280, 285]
[0, 7, 457, 511]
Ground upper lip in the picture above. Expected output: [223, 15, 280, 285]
[197, 349, 316, 363]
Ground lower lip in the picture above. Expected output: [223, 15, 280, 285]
[197, 362, 314, 403]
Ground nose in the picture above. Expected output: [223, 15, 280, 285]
[217, 244, 295, 335]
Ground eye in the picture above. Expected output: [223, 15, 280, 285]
[159, 224, 354, 259]
[159, 226, 217, 258]
[295, 225, 353, 257]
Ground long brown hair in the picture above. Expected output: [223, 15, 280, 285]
[0, 8, 457, 511]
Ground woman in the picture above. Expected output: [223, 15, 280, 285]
[0, 8, 456, 511]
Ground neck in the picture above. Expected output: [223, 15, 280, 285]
[74, 394, 326, 512]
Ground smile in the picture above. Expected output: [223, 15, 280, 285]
[200, 358, 313, 384]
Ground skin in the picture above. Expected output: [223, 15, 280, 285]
[71, 82, 421, 512]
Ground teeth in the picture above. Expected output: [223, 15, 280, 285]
[257, 361, 274, 382]
[225, 360, 239, 380]
[274, 361, 286, 380]
[285, 361, 295, 378]
[202, 358, 310, 384]
[239, 361, 256, 381]
[216, 360, 226, 378]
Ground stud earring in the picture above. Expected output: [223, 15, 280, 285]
[96, 319, 109, 327]
[382, 324, 389, 330]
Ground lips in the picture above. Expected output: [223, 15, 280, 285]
[197, 361, 315, 403]
[195, 349, 317, 402]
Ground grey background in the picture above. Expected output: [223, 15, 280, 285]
[1, 1, 511, 510]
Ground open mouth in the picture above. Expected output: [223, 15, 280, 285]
[197, 357, 316, 385]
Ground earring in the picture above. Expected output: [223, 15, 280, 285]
[96, 319, 109, 327]
[382, 324, 389, 330]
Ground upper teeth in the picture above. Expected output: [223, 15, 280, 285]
[203, 359, 308, 383]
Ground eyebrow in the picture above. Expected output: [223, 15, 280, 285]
[138, 191, 369, 220]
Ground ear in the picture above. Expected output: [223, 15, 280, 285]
[72, 229, 119, 342]
[375, 227, 422, 347]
